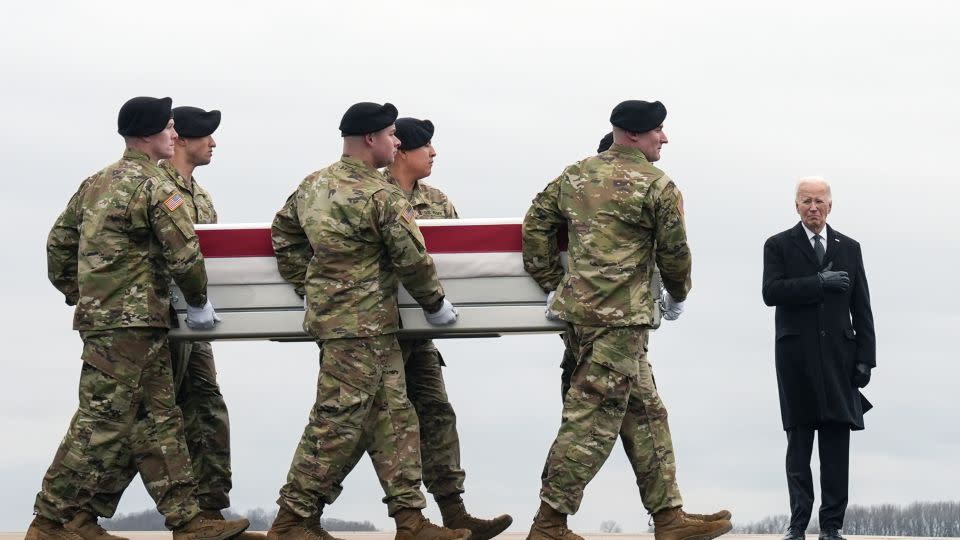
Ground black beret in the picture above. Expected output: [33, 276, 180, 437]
[395, 117, 435, 151]
[172, 106, 221, 138]
[339, 102, 398, 136]
[609, 100, 667, 133]
[118, 96, 173, 137]
[597, 132, 613, 153]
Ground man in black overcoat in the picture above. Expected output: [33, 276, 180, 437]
[762, 177, 876, 540]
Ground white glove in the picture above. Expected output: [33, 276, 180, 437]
[186, 300, 222, 330]
[659, 287, 685, 321]
[545, 291, 561, 321]
[424, 299, 458, 326]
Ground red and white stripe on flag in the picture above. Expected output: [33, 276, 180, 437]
[195, 218, 567, 258]
[195, 219, 568, 281]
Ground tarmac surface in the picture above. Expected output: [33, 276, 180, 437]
[0, 533, 944, 540]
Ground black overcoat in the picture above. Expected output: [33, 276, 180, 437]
[762, 222, 875, 430]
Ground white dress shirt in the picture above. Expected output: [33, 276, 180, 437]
[801, 223, 829, 250]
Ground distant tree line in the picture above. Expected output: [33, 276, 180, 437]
[103, 507, 377, 532]
[599, 520, 622, 533]
[733, 501, 960, 537]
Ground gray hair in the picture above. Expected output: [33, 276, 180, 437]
[795, 176, 832, 201]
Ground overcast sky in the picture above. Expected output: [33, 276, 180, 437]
[2, 0, 958, 534]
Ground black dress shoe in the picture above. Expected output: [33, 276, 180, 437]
[782, 528, 805, 540]
[819, 530, 846, 540]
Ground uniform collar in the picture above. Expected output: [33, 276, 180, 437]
[382, 170, 402, 189]
[122, 148, 155, 163]
[382, 171, 426, 205]
[159, 160, 194, 193]
[606, 143, 650, 163]
[340, 155, 379, 173]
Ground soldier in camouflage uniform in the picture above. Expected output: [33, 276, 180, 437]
[160, 109, 232, 517]
[522, 101, 731, 540]
[373, 117, 512, 540]
[266, 102, 469, 540]
[545, 132, 731, 526]
[31, 97, 249, 540]
[553, 132, 617, 398]
[87, 106, 260, 537]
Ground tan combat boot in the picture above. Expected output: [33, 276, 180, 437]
[64, 512, 130, 540]
[172, 513, 250, 540]
[681, 510, 732, 522]
[25, 516, 84, 540]
[437, 494, 512, 540]
[394, 508, 471, 540]
[266, 506, 302, 540]
[525, 502, 583, 540]
[652, 507, 731, 540]
[266, 507, 341, 540]
[199, 511, 266, 540]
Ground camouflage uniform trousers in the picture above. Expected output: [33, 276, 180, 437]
[343, 339, 465, 499]
[34, 328, 201, 529]
[400, 339, 465, 499]
[539, 333, 583, 483]
[87, 340, 232, 517]
[279, 334, 427, 518]
[540, 324, 683, 516]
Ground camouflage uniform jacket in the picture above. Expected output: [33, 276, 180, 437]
[522, 144, 691, 327]
[47, 149, 208, 330]
[272, 156, 445, 340]
[383, 172, 458, 355]
[159, 160, 218, 224]
[383, 172, 459, 219]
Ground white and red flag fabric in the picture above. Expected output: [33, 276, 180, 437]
[171, 218, 569, 340]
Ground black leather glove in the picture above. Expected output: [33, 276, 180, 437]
[853, 363, 872, 388]
[819, 270, 850, 292]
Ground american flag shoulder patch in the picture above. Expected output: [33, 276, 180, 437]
[401, 205, 416, 223]
[163, 192, 185, 212]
